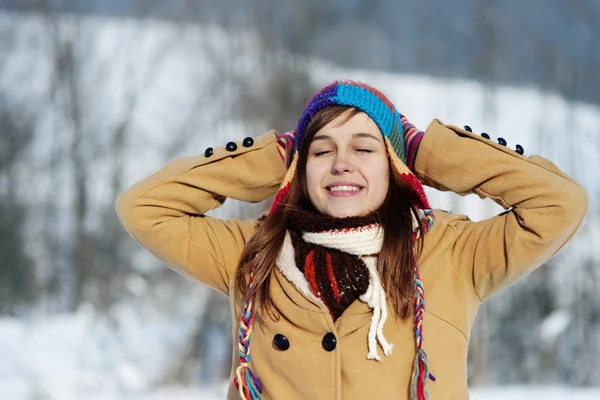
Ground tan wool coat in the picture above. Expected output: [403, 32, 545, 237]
[116, 119, 588, 399]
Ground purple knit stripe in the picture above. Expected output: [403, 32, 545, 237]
[406, 131, 424, 171]
[295, 84, 339, 148]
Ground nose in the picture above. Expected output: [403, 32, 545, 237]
[331, 151, 354, 174]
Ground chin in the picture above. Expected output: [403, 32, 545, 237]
[326, 208, 367, 219]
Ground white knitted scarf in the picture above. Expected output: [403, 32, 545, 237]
[276, 223, 393, 361]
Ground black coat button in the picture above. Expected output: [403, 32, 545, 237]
[497, 137, 507, 146]
[322, 332, 337, 352]
[515, 144, 524, 155]
[243, 137, 254, 147]
[273, 334, 289, 351]
[204, 147, 213, 157]
[463, 125, 472, 132]
[481, 132, 490, 140]
[226, 141, 237, 152]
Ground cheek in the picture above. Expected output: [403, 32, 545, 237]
[305, 160, 323, 199]
[368, 159, 390, 196]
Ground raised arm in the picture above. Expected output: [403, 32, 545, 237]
[415, 119, 588, 301]
[115, 130, 289, 295]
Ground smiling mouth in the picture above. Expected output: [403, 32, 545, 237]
[327, 185, 362, 192]
[326, 185, 364, 196]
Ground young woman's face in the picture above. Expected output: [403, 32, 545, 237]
[305, 110, 390, 218]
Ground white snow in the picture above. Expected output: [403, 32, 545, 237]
[2, 307, 600, 399]
[470, 386, 600, 400]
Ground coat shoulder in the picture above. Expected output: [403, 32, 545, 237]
[428, 208, 471, 237]
[421, 209, 470, 258]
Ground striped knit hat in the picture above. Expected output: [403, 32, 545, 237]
[270, 79, 431, 215]
[235, 80, 436, 400]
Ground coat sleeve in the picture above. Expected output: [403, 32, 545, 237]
[415, 119, 588, 302]
[115, 130, 287, 295]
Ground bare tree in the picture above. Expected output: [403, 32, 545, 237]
[0, 97, 36, 315]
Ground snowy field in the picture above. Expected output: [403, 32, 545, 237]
[128, 385, 600, 400]
[2, 312, 599, 400]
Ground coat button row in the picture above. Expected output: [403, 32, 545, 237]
[272, 333, 337, 352]
[463, 125, 525, 155]
[204, 137, 255, 158]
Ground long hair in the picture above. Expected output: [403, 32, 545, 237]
[234, 105, 425, 321]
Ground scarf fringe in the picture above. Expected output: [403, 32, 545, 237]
[360, 256, 393, 360]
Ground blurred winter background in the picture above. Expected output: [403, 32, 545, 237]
[0, 0, 599, 399]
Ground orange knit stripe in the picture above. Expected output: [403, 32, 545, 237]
[305, 250, 320, 298]
[325, 253, 341, 303]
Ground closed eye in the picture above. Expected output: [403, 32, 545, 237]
[313, 149, 372, 156]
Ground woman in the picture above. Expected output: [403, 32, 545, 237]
[116, 80, 588, 399]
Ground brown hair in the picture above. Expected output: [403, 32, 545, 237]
[234, 105, 425, 321]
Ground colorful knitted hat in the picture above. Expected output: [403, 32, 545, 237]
[234, 80, 436, 400]
[270, 79, 431, 216]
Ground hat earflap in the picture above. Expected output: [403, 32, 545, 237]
[269, 151, 299, 216]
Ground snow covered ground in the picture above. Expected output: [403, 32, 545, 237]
[2, 311, 600, 400]
[141, 385, 600, 400]
[470, 387, 600, 400]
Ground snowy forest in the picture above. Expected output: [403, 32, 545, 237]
[1, 1, 599, 399]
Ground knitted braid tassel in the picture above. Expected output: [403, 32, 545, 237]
[234, 263, 263, 400]
[410, 222, 436, 400]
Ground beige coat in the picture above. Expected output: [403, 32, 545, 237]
[116, 119, 588, 399]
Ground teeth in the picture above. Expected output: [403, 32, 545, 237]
[329, 185, 361, 192]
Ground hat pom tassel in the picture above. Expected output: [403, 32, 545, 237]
[411, 348, 435, 400]
[234, 364, 263, 400]
[411, 237, 435, 400]
[234, 264, 263, 399]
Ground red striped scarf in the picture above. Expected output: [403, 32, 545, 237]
[285, 209, 379, 321]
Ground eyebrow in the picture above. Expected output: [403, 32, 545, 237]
[312, 133, 382, 142]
